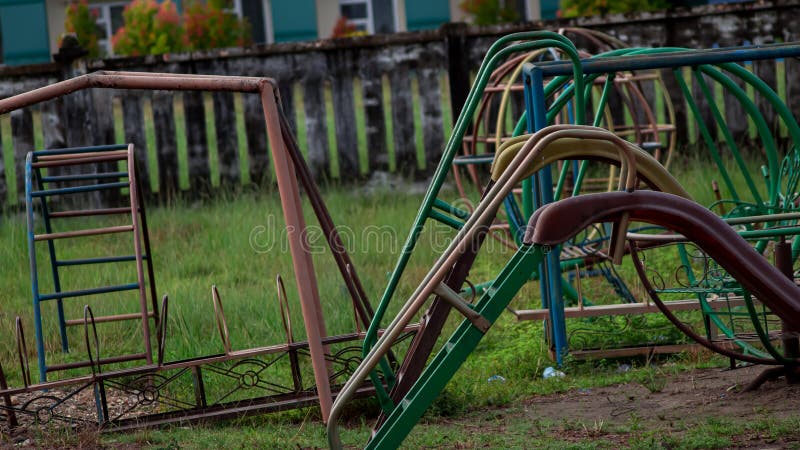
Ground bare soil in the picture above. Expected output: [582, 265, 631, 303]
[456, 364, 800, 449]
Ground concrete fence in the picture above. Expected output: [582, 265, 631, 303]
[0, 0, 798, 206]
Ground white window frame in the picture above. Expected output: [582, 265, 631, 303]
[339, 0, 373, 34]
[91, 1, 128, 56]
[230, 0, 274, 44]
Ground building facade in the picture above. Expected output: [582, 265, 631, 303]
[1, 0, 557, 65]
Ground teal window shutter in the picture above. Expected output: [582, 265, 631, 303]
[405, 0, 449, 31]
[271, 0, 319, 42]
[0, 0, 50, 65]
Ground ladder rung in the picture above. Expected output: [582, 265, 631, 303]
[34, 225, 133, 241]
[48, 207, 131, 218]
[46, 353, 147, 372]
[40, 172, 129, 183]
[38, 282, 140, 301]
[32, 144, 129, 157]
[31, 181, 129, 197]
[56, 255, 139, 267]
[31, 152, 128, 168]
[65, 311, 154, 326]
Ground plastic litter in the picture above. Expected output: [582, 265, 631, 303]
[542, 367, 565, 379]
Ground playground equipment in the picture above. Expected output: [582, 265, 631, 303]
[0, 30, 798, 447]
[25, 143, 158, 382]
[519, 42, 800, 361]
[328, 36, 800, 449]
[0, 72, 415, 430]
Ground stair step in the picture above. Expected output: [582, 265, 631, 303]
[34, 225, 133, 241]
[40, 172, 129, 183]
[56, 255, 139, 267]
[39, 282, 140, 301]
[31, 152, 128, 168]
[48, 207, 132, 218]
[65, 311, 154, 326]
[31, 181, 129, 198]
[32, 144, 128, 158]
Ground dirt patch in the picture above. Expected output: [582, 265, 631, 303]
[522, 364, 799, 426]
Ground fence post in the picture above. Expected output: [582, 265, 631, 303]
[443, 23, 472, 126]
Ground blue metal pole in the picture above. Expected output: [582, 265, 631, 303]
[525, 66, 568, 363]
[25, 155, 48, 382]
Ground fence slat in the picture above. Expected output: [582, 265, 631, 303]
[11, 109, 35, 204]
[360, 66, 389, 172]
[754, 58, 778, 136]
[152, 91, 179, 198]
[92, 89, 121, 205]
[661, 68, 689, 146]
[722, 63, 749, 146]
[331, 73, 359, 178]
[0, 120, 7, 209]
[243, 93, 269, 184]
[278, 79, 297, 135]
[122, 92, 151, 196]
[787, 57, 800, 142]
[212, 92, 240, 186]
[417, 67, 444, 172]
[302, 75, 330, 180]
[183, 91, 211, 192]
[388, 68, 416, 174]
[691, 69, 717, 147]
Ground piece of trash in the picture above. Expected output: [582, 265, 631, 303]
[578, 388, 592, 394]
[543, 366, 565, 379]
[617, 363, 632, 373]
[487, 374, 506, 383]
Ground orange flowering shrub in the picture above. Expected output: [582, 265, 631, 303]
[111, 0, 185, 56]
[183, 0, 251, 51]
[64, 0, 101, 57]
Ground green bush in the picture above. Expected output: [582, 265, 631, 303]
[111, 0, 185, 56]
[560, 0, 669, 18]
[63, 0, 101, 58]
[183, 0, 251, 51]
[460, 0, 520, 26]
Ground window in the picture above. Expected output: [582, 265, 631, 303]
[233, 0, 272, 44]
[91, 2, 127, 55]
[339, 0, 372, 33]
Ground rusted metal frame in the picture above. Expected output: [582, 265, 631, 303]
[375, 183, 495, 425]
[134, 156, 160, 331]
[48, 207, 131, 218]
[277, 105, 376, 329]
[34, 225, 133, 241]
[0, 363, 18, 429]
[513, 296, 748, 320]
[0, 327, 416, 430]
[0, 71, 340, 422]
[65, 312, 156, 326]
[525, 190, 800, 330]
[260, 88, 333, 422]
[628, 244, 784, 366]
[126, 145, 154, 366]
[31, 153, 128, 168]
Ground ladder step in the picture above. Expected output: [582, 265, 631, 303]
[31, 181, 129, 197]
[48, 207, 132, 218]
[46, 353, 147, 372]
[32, 144, 129, 157]
[56, 255, 139, 267]
[31, 152, 128, 168]
[39, 282, 140, 301]
[40, 172, 129, 183]
[34, 225, 133, 241]
[65, 311, 154, 326]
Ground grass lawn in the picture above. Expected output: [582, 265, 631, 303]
[0, 150, 797, 448]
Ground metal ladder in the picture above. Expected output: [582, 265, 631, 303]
[25, 143, 158, 382]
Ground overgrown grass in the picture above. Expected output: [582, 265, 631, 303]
[0, 150, 793, 448]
